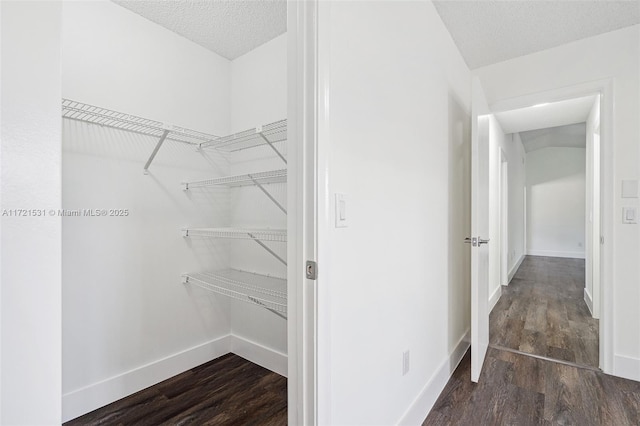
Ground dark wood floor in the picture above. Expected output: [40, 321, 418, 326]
[424, 347, 640, 425]
[423, 256, 634, 425]
[490, 256, 598, 368]
[64, 353, 287, 426]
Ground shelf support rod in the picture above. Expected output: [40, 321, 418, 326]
[248, 296, 287, 320]
[144, 129, 170, 174]
[250, 175, 287, 214]
[258, 133, 287, 164]
[247, 233, 287, 266]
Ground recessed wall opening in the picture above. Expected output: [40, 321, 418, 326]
[60, 1, 294, 423]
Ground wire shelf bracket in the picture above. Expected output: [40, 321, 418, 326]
[183, 169, 287, 214]
[143, 129, 169, 174]
[182, 227, 287, 265]
[199, 120, 287, 165]
[258, 131, 287, 165]
[61, 99, 220, 173]
[251, 176, 286, 214]
[248, 232, 286, 265]
[183, 269, 287, 319]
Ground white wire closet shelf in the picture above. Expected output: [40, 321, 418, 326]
[61, 99, 219, 173]
[183, 169, 287, 214]
[183, 269, 287, 318]
[183, 169, 287, 189]
[200, 120, 287, 164]
[183, 227, 287, 242]
[183, 227, 287, 266]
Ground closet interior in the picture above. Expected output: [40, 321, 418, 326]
[61, 1, 289, 422]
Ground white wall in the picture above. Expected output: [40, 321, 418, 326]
[231, 34, 287, 133]
[475, 24, 640, 380]
[1, 1, 62, 424]
[61, 2, 229, 134]
[488, 119, 526, 308]
[61, 1, 234, 420]
[317, 2, 471, 424]
[227, 34, 288, 360]
[526, 147, 586, 258]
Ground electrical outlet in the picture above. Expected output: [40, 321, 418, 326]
[402, 350, 410, 376]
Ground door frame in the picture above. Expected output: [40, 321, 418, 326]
[288, 1, 319, 424]
[488, 79, 613, 373]
[590, 122, 601, 319]
[499, 149, 508, 286]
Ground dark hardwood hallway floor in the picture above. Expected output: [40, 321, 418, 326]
[424, 348, 640, 425]
[423, 256, 633, 425]
[64, 353, 287, 426]
[490, 255, 598, 368]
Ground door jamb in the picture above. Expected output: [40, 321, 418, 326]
[288, 1, 319, 424]
[500, 150, 508, 286]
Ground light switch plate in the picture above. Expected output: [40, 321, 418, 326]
[335, 193, 348, 228]
[623, 207, 637, 224]
[622, 180, 639, 198]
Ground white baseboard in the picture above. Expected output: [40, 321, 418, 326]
[62, 335, 232, 422]
[397, 330, 470, 425]
[614, 354, 640, 382]
[489, 285, 502, 313]
[527, 249, 585, 259]
[230, 334, 288, 377]
[62, 334, 288, 422]
[584, 288, 594, 316]
[508, 254, 525, 283]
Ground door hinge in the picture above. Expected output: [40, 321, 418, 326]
[306, 260, 317, 280]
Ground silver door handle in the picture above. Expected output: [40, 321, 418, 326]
[464, 237, 489, 247]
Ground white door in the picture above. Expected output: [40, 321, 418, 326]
[469, 78, 492, 382]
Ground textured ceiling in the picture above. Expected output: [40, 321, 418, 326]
[495, 95, 596, 134]
[433, 0, 640, 69]
[519, 123, 587, 152]
[112, 0, 286, 60]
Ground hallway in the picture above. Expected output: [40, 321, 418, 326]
[490, 255, 598, 368]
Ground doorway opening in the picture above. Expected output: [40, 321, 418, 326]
[58, 1, 318, 424]
[487, 93, 603, 370]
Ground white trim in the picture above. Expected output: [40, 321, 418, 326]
[614, 354, 640, 382]
[584, 288, 594, 316]
[316, 1, 333, 424]
[230, 335, 288, 377]
[288, 1, 320, 424]
[500, 154, 509, 286]
[397, 331, 470, 425]
[527, 250, 585, 259]
[489, 285, 502, 313]
[62, 335, 232, 422]
[508, 254, 525, 283]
